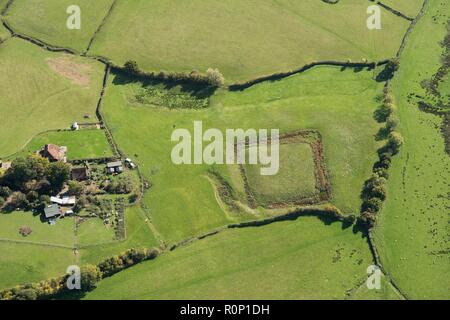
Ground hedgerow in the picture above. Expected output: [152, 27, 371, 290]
[0, 247, 160, 300]
[359, 86, 404, 228]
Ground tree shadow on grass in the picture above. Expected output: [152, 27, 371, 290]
[375, 65, 395, 82]
[52, 289, 87, 300]
[301, 211, 368, 239]
[112, 69, 217, 100]
[242, 209, 368, 239]
[375, 126, 390, 141]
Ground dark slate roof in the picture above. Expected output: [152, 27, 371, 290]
[44, 204, 61, 219]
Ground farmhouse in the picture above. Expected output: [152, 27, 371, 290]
[40, 144, 67, 162]
[71, 167, 90, 181]
[107, 161, 123, 174]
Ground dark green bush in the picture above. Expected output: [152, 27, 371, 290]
[0, 186, 12, 198]
[388, 132, 404, 154]
[361, 197, 383, 213]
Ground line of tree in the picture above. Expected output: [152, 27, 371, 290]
[359, 88, 404, 227]
[0, 247, 159, 300]
[123, 60, 225, 87]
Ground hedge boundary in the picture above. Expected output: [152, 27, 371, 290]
[357, 0, 431, 301]
[84, 0, 118, 54]
[368, 0, 414, 22]
[168, 205, 351, 252]
[228, 60, 388, 91]
[0, 247, 159, 300]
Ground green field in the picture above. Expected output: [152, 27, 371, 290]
[85, 217, 374, 299]
[86, 0, 409, 83]
[0, 212, 75, 246]
[381, 0, 425, 18]
[0, 242, 76, 290]
[4, 0, 114, 52]
[347, 274, 402, 300]
[10, 129, 114, 160]
[3, 0, 412, 83]
[0, 206, 158, 289]
[373, 0, 450, 299]
[76, 218, 115, 246]
[0, 38, 104, 157]
[101, 66, 383, 243]
[78, 206, 159, 265]
[0, 22, 9, 42]
[1, 0, 447, 301]
[244, 143, 317, 207]
[0, 0, 9, 12]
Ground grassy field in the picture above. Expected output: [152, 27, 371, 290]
[0, 38, 104, 158]
[0, 242, 76, 290]
[0, 212, 75, 246]
[347, 274, 402, 300]
[381, 0, 425, 18]
[0, 21, 9, 43]
[0, 0, 10, 42]
[0, 0, 9, 12]
[0, 206, 158, 289]
[76, 218, 115, 246]
[78, 206, 159, 265]
[244, 143, 317, 207]
[101, 66, 383, 243]
[3, 0, 115, 52]
[10, 129, 114, 160]
[2, 0, 442, 300]
[85, 216, 374, 299]
[86, 0, 409, 83]
[373, 0, 450, 299]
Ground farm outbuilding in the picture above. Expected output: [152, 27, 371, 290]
[50, 196, 76, 206]
[107, 161, 123, 174]
[71, 167, 90, 181]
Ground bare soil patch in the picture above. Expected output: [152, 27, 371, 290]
[47, 55, 92, 86]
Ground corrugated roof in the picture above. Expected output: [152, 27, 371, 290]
[107, 161, 122, 168]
